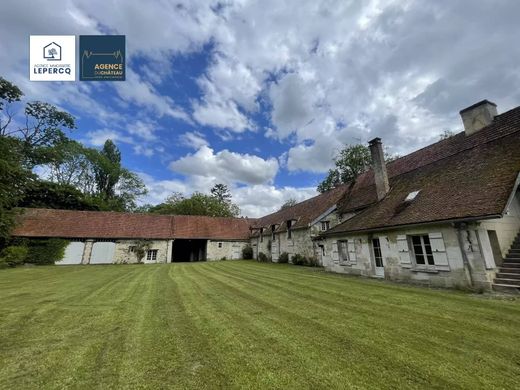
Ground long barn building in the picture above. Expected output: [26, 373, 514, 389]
[12, 100, 520, 292]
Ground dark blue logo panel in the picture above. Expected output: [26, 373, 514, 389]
[79, 35, 125, 81]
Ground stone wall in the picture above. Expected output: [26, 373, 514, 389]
[80, 239, 171, 264]
[251, 209, 342, 264]
[322, 223, 496, 290]
[480, 191, 520, 257]
[113, 240, 171, 264]
[206, 240, 248, 261]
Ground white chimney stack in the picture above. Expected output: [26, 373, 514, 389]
[459, 100, 497, 136]
[368, 137, 390, 201]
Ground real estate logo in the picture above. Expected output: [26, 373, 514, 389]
[79, 35, 125, 81]
[30, 35, 76, 81]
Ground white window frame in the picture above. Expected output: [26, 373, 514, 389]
[260, 228, 264, 243]
[218, 242, 223, 248]
[146, 249, 158, 261]
[287, 220, 293, 239]
[371, 238, 384, 268]
[321, 221, 330, 231]
[410, 235, 435, 269]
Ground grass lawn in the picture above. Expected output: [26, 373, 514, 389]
[1, 261, 520, 389]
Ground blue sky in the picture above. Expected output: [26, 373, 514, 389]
[1, 0, 520, 216]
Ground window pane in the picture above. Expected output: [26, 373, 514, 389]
[427, 255, 435, 265]
[416, 254, 425, 264]
[412, 236, 421, 246]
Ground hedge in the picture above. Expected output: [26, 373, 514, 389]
[25, 238, 68, 265]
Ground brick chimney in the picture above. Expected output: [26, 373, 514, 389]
[368, 137, 390, 201]
[459, 100, 497, 136]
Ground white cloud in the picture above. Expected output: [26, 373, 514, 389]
[169, 145, 279, 186]
[192, 99, 251, 133]
[114, 69, 190, 122]
[139, 172, 317, 218]
[179, 131, 208, 149]
[84, 129, 134, 147]
[233, 185, 318, 218]
[127, 120, 158, 141]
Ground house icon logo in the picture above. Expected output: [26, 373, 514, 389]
[43, 42, 61, 61]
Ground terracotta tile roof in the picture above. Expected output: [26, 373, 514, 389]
[12, 209, 254, 240]
[171, 215, 252, 240]
[325, 106, 520, 235]
[251, 185, 348, 234]
[338, 106, 520, 214]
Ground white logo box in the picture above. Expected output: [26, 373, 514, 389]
[30, 35, 76, 81]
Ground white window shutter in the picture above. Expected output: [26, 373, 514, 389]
[396, 235, 411, 267]
[428, 232, 449, 267]
[332, 240, 339, 262]
[347, 239, 357, 264]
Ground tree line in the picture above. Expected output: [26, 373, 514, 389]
[0, 76, 241, 247]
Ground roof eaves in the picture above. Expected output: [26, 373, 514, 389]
[319, 213, 503, 237]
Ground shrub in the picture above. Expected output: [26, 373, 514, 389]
[278, 252, 289, 264]
[242, 244, 253, 260]
[258, 252, 269, 262]
[133, 239, 151, 264]
[306, 256, 320, 267]
[221, 256, 227, 261]
[291, 253, 305, 266]
[290, 253, 320, 267]
[0, 246, 28, 267]
[25, 238, 68, 265]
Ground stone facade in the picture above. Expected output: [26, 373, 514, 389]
[252, 209, 342, 264]
[320, 221, 511, 290]
[206, 240, 248, 261]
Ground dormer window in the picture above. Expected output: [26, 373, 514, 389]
[320, 221, 330, 231]
[405, 190, 420, 202]
[287, 220, 293, 239]
[260, 227, 264, 243]
[271, 224, 277, 241]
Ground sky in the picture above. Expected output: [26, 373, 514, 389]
[1, 0, 520, 217]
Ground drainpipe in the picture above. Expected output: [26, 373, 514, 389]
[455, 223, 474, 287]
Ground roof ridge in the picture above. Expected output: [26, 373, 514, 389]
[387, 122, 520, 180]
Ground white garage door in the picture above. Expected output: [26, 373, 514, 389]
[56, 242, 85, 265]
[90, 242, 116, 264]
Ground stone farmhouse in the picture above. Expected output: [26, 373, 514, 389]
[12, 100, 520, 291]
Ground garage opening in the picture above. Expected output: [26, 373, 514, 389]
[172, 239, 207, 262]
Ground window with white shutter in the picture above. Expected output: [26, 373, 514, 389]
[396, 235, 412, 268]
[331, 240, 339, 263]
[428, 232, 449, 268]
[347, 240, 357, 264]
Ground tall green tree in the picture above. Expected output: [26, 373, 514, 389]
[210, 184, 232, 203]
[0, 76, 23, 134]
[317, 144, 398, 193]
[0, 137, 33, 245]
[93, 139, 122, 200]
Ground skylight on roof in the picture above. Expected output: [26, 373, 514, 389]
[405, 190, 421, 202]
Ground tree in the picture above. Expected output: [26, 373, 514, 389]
[317, 144, 398, 193]
[211, 183, 232, 203]
[0, 76, 23, 134]
[93, 139, 121, 200]
[0, 137, 33, 246]
[150, 191, 240, 217]
[439, 129, 455, 140]
[317, 144, 372, 193]
[17, 180, 98, 211]
[280, 198, 297, 210]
